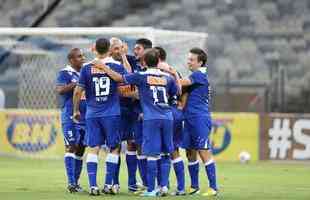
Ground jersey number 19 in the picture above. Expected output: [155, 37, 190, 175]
[92, 76, 110, 97]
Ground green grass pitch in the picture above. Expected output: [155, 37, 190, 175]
[0, 156, 309, 200]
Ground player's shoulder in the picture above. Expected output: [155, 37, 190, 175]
[82, 62, 92, 69]
[105, 57, 124, 70]
[58, 65, 77, 76]
[191, 69, 207, 79]
[140, 68, 170, 77]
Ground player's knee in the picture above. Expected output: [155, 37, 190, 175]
[171, 150, 180, 159]
[198, 149, 213, 163]
[65, 145, 76, 153]
[186, 149, 197, 162]
[127, 141, 136, 151]
[88, 146, 100, 155]
[75, 145, 85, 157]
[110, 145, 121, 154]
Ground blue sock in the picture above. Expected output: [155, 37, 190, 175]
[137, 155, 148, 187]
[147, 157, 158, 192]
[188, 160, 199, 189]
[205, 160, 217, 191]
[126, 151, 137, 187]
[64, 153, 76, 186]
[160, 155, 171, 187]
[86, 153, 98, 187]
[114, 156, 121, 185]
[172, 157, 185, 191]
[105, 153, 119, 186]
[74, 155, 83, 185]
[157, 157, 161, 186]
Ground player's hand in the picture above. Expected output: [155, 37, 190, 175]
[72, 111, 81, 123]
[121, 42, 128, 55]
[92, 60, 108, 70]
[157, 62, 170, 71]
[158, 62, 176, 75]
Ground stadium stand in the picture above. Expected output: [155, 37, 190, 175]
[0, 0, 309, 112]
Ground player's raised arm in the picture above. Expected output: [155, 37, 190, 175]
[120, 42, 132, 72]
[92, 60, 124, 82]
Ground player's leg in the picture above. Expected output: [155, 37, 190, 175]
[62, 123, 77, 193]
[186, 149, 200, 194]
[183, 119, 200, 194]
[74, 126, 86, 192]
[86, 146, 100, 195]
[85, 118, 103, 196]
[192, 117, 218, 196]
[171, 110, 185, 195]
[126, 140, 139, 191]
[120, 111, 139, 191]
[158, 119, 174, 196]
[103, 116, 121, 194]
[134, 117, 148, 189]
[171, 149, 185, 195]
[140, 120, 161, 197]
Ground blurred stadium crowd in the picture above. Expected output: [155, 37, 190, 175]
[0, 0, 309, 112]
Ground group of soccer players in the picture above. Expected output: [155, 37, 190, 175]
[56, 36, 218, 197]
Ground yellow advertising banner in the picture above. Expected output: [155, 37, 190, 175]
[0, 110, 259, 161]
[210, 113, 259, 161]
[0, 109, 64, 159]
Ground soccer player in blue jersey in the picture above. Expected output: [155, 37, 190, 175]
[72, 38, 127, 196]
[180, 48, 218, 196]
[126, 38, 153, 190]
[155, 46, 185, 196]
[92, 48, 179, 197]
[56, 48, 86, 193]
[108, 37, 140, 193]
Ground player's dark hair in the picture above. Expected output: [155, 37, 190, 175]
[143, 48, 159, 68]
[67, 48, 81, 60]
[154, 46, 167, 61]
[190, 47, 207, 67]
[135, 38, 152, 49]
[95, 38, 110, 55]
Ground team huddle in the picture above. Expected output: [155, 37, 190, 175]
[55, 37, 218, 197]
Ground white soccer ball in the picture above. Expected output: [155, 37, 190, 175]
[238, 151, 251, 164]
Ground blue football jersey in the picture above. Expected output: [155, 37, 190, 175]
[123, 68, 178, 120]
[183, 70, 211, 118]
[125, 55, 144, 115]
[78, 59, 127, 119]
[56, 65, 86, 124]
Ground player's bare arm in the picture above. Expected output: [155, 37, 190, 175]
[55, 82, 76, 95]
[72, 85, 84, 123]
[120, 42, 132, 73]
[180, 78, 192, 87]
[92, 60, 124, 82]
[157, 63, 182, 94]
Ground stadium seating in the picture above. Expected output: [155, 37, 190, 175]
[0, 0, 309, 111]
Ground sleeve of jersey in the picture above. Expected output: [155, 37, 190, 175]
[115, 64, 128, 75]
[77, 67, 87, 89]
[56, 71, 69, 86]
[168, 77, 178, 97]
[123, 73, 141, 86]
